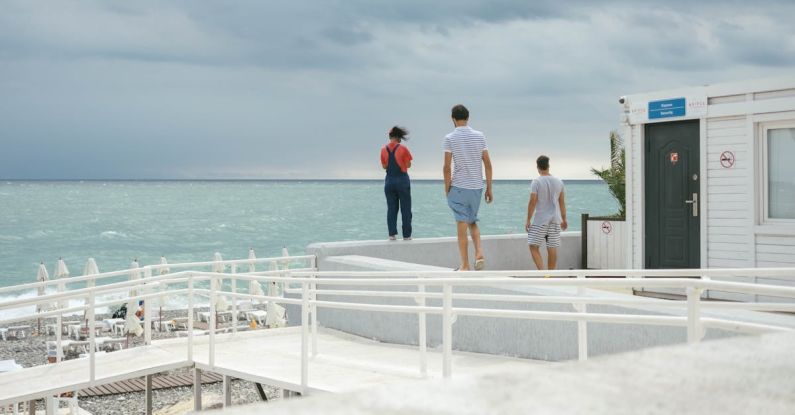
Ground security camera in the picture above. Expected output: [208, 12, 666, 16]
[618, 96, 626, 104]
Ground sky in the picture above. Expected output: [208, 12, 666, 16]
[1, 0, 794, 180]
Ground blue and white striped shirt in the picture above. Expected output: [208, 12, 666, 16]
[444, 126, 488, 189]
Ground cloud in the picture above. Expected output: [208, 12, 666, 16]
[0, 1, 793, 179]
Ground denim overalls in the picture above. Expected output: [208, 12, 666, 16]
[384, 143, 412, 238]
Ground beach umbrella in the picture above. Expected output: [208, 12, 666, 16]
[83, 258, 99, 289]
[212, 253, 228, 315]
[54, 258, 70, 309]
[36, 262, 50, 313]
[248, 248, 256, 273]
[280, 247, 290, 270]
[266, 260, 286, 327]
[212, 252, 225, 273]
[125, 259, 143, 337]
[247, 249, 264, 303]
[82, 258, 99, 325]
[157, 256, 170, 330]
[35, 262, 51, 334]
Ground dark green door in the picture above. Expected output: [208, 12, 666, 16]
[645, 120, 700, 269]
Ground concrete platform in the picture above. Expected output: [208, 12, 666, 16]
[192, 327, 544, 394]
[0, 327, 544, 406]
[212, 331, 795, 415]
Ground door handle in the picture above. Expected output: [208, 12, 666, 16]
[685, 193, 698, 217]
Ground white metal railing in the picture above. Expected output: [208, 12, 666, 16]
[0, 265, 793, 407]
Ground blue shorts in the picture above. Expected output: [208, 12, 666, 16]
[447, 186, 483, 224]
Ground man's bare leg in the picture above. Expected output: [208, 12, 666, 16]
[457, 221, 470, 270]
[529, 245, 544, 270]
[547, 247, 558, 270]
[469, 222, 484, 262]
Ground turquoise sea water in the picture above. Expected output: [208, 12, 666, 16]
[0, 180, 618, 286]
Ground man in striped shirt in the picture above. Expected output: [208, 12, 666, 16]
[443, 104, 493, 271]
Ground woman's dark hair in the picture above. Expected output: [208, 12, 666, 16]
[389, 126, 409, 142]
[537, 155, 550, 170]
[451, 104, 469, 121]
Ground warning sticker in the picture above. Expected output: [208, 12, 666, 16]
[601, 221, 612, 234]
[670, 152, 679, 165]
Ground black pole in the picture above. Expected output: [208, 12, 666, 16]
[581, 213, 589, 269]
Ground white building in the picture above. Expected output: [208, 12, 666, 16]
[621, 76, 795, 300]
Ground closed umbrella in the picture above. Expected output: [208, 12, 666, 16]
[248, 249, 264, 304]
[83, 258, 99, 287]
[36, 262, 50, 334]
[212, 253, 228, 329]
[125, 260, 143, 339]
[157, 256, 170, 331]
[54, 258, 70, 310]
[247, 248, 256, 273]
[82, 258, 99, 327]
[266, 260, 286, 328]
[36, 262, 50, 313]
[280, 247, 290, 270]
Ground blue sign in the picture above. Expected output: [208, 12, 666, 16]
[649, 97, 686, 119]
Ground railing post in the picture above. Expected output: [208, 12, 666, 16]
[300, 281, 309, 394]
[56, 312, 63, 363]
[209, 275, 216, 369]
[311, 272, 318, 358]
[576, 271, 588, 361]
[230, 264, 238, 335]
[88, 291, 96, 383]
[687, 286, 703, 344]
[187, 275, 194, 363]
[442, 283, 452, 378]
[418, 281, 427, 377]
[144, 266, 152, 345]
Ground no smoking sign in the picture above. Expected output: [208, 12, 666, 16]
[720, 151, 735, 168]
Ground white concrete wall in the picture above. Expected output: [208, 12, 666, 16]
[306, 232, 581, 271]
[285, 255, 751, 362]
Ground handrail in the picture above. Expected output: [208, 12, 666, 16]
[0, 254, 316, 294]
[0, 264, 793, 405]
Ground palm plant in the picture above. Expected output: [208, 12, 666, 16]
[591, 130, 626, 218]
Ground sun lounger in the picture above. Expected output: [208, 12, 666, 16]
[245, 310, 267, 326]
[6, 325, 31, 340]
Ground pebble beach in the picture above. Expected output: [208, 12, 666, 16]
[0, 306, 281, 414]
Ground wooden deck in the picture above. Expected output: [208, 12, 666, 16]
[0, 327, 543, 406]
[79, 372, 223, 397]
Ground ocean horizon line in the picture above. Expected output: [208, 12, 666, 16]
[2, 178, 605, 183]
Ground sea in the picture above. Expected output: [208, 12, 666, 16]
[0, 180, 617, 316]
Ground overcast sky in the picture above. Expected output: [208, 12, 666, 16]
[1, 1, 793, 180]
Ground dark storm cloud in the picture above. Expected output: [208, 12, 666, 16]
[0, 0, 793, 179]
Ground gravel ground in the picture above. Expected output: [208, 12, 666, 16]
[1, 305, 281, 414]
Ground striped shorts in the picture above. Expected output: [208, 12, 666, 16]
[527, 222, 562, 248]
